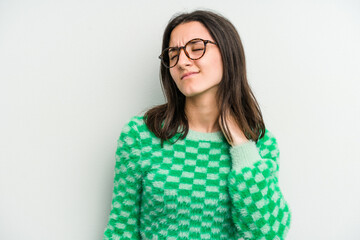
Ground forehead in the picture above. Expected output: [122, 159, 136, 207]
[169, 21, 213, 47]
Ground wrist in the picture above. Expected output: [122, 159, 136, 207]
[232, 136, 249, 146]
[230, 141, 261, 169]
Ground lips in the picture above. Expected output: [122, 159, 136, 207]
[181, 72, 199, 80]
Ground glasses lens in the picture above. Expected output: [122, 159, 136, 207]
[160, 48, 178, 68]
[167, 48, 179, 68]
[186, 39, 205, 60]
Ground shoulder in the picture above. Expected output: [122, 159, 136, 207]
[125, 114, 145, 127]
[256, 128, 280, 160]
[120, 114, 154, 141]
[257, 129, 278, 146]
[121, 114, 146, 132]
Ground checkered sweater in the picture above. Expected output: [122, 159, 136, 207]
[103, 115, 291, 240]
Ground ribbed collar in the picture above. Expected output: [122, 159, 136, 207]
[185, 129, 225, 142]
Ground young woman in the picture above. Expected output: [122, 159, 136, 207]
[103, 10, 291, 240]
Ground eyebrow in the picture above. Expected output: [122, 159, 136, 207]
[168, 44, 179, 49]
[168, 39, 203, 48]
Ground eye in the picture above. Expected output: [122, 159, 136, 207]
[170, 55, 178, 60]
[187, 40, 205, 52]
[168, 48, 178, 60]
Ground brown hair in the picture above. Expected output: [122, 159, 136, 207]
[144, 9, 265, 146]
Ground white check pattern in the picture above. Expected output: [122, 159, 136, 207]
[103, 116, 291, 239]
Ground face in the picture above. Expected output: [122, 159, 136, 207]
[168, 21, 223, 98]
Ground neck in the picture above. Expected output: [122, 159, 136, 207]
[184, 89, 220, 133]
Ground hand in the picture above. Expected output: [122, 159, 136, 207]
[218, 110, 249, 146]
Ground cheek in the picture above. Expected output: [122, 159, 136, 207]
[169, 69, 178, 82]
[216, 56, 224, 81]
[205, 58, 223, 82]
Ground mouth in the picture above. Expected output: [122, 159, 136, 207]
[181, 72, 199, 80]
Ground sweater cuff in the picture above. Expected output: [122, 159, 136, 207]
[230, 140, 261, 170]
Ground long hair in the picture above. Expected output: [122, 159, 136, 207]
[144, 9, 265, 146]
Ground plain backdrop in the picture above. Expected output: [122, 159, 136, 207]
[1, 0, 359, 239]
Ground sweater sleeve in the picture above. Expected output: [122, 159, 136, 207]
[227, 129, 291, 240]
[103, 119, 142, 240]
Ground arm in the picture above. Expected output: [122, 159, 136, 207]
[228, 129, 291, 239]
[103, 120, 142, 240]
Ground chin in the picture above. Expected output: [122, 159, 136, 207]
[181, 85, 218, 98]
[181, 89, 204, 98]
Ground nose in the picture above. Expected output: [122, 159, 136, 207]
[177, 48, 192, 67]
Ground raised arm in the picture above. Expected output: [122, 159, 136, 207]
[227, 129, 291, 239]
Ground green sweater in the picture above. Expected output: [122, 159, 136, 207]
[103, 115, 291, 240]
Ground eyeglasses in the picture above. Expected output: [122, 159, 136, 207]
[159, 38, 217, 68]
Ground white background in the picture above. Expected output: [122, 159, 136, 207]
[1, 0, 359, 239]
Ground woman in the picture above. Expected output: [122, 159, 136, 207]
[103, 10, 291, 240]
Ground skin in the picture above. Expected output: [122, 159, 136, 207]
[169, 21, 249, 146]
